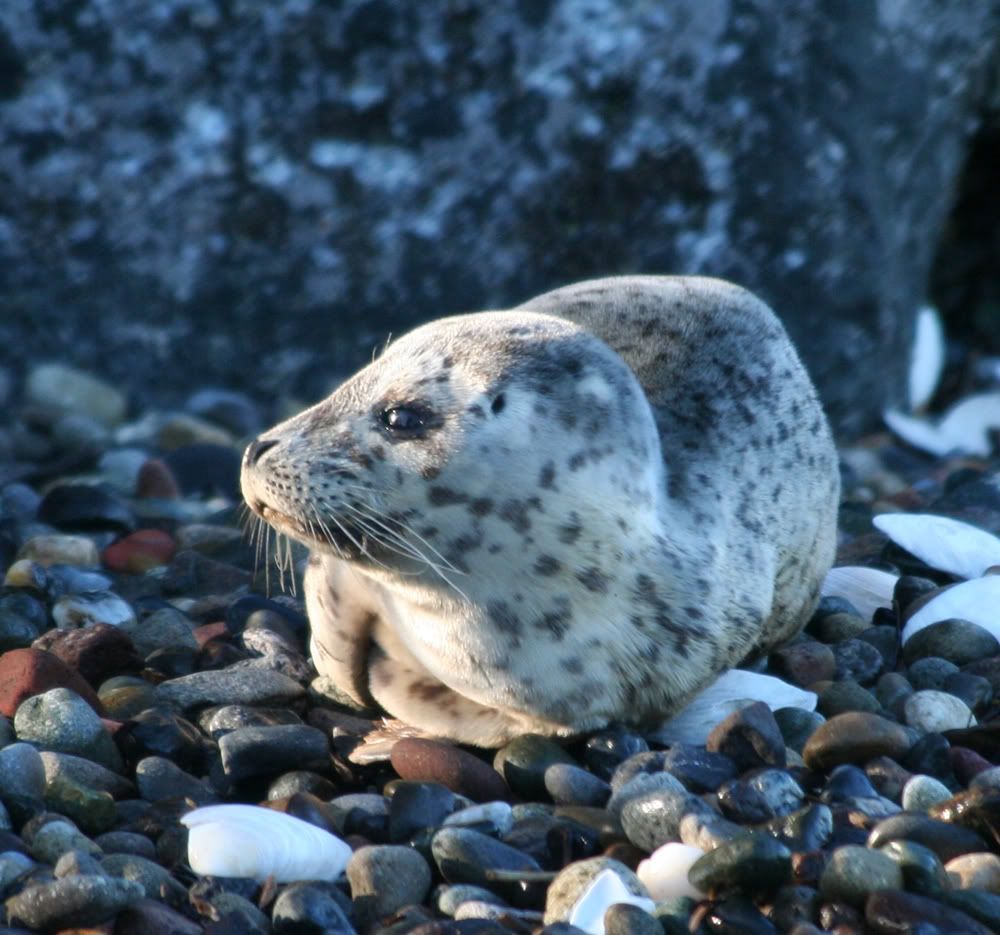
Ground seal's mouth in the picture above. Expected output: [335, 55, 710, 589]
[250, 499, 374, 559]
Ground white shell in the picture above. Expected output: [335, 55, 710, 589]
[902, 576, 1000, 644]
[181, 804, 352, 882]
[874, 513, 1000, 580]
[885, 392, 1000, 458]
[909, 305, 945, 411]
[648, 669, 817, 746]
[567, 868, 656, 935]
[821, 566, 899, 621]
[636, 843, 706, 901]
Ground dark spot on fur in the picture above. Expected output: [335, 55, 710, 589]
[533, 554, 561, 576]
[560, 656, 584, 674]
[421, 465, 441, 480]
[539, 461, 556, 489]
[469, 497, 494, 516]
[576, 566, 609, 593]
[558, 515, 582, 544]
[467, 404, 486, 418]
[498, 499, 531, 533]
[487, 600, 522, 638]
[428, 486, 468, 506]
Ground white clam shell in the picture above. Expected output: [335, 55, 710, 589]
[821, 566, 899, 621]
[874, 513, 1000, 580]
[181, 804, 352, 882]
[902, 576, 1000, 645]
[648, 669, 817, 746]
[636, 842, 706, 901]
[908, 305, 945, 411]
[567, 868, 656, 935]
[885, 392, 1000, 458]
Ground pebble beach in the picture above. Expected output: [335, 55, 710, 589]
[0, 360, 999, 934]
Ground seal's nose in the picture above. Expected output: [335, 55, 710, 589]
[245, 437, 278, 467]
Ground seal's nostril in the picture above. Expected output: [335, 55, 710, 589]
[246, 438, 279, 467]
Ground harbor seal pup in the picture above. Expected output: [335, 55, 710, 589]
[241, 276, 839, 746]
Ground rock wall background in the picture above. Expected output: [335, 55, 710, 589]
[1, 0, 998, 436]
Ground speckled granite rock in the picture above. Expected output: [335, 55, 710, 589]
[1, 1, 997, 433]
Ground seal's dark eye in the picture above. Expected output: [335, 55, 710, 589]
[380, 404, 431, 436]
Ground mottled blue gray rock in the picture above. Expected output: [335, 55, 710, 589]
[347, 845, 432, 928]
[2, 2, 997, 433]
[5, 874, 144, 930]
[13, 687, 122, 771]
[155, 667, 304, 709]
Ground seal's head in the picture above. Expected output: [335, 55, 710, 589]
[241, 311, 665, 590]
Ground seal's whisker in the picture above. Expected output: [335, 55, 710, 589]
[345, 500, 465, 576]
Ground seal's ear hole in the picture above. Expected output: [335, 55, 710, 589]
[490, 394, 506, 415]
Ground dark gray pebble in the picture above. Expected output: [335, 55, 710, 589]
[38, 483, 135, 534]
[761, 803, 833, 851]
[772, 707, 825, 754]
[688, 833, 791, 894]
[819, 843, 903, 905]
[661, 744, 737, 792]
[903, 619, 1000, 667]
[857, 624, 899, 671]
[698, 897, 777, 934]
[907, 656, 960, 691]
[608, 751, 666, 792]
[867, 813, 988, 862]
[271, 880, 354, 934]
[0, 592, 49, 651]
[619, 784, 717, 852]
[603, 902, 660, 935]
[93, 830, 157, 859]
[717, 768, 804, 823]
[5, 874, 145, 930]
[875, 672, 915, 719]
[125, 708, 205, 771]
[219, 724, 330, 781]
[865, 888, 994, 935]
[582, 728, 648, 780]
[390, 782, 457, 843]
[878, 839, 950, 895]
[267, 770, 338, 801]
[494, 735, 577, 800]
[543, 763, 610, 807]
[770, 885, 820, 932]
[431, 827, 541, 886]
[941, 672, 993, 713]
[832, 638, 884, 684]
[134, 756, 217, 805]
[817, 679, 882, 716]
[114, 896, 203, 935]
[705, 701, 786, 771]
[901, 731, 953, 779]
[821, 764, 879, 802]
[942, 889, 1000, 930]
[348, 844, 432, 929]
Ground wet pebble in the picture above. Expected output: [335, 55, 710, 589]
[432, 827, 541, 886]
[134, 756, 217, 805]
[878, 839, 950, 895]
[543, 857, 647, 925]
[390, 782, 457, 842]
[389, 737, 510, 803]
[661, 743, 737, 792]
[347, 844, 433, 928]
[802, 712, 912, 770]
[271, 880, 355, 933]
[817, 678, 882, 716]
[155, 666, 305, 709]
[831, 638, 884, 684]
[5, 873, 144, 929]
[901, 773, 953, 811]
[219, 724, 330, 782]
[772, 707, 824, 753]
[903, 618, 1000, 666]
[908, 656, 960, 691]
[819, 843, 903, 905]
[582, 728, 649, 780]
[770, 640, 836, 687]
[868, 813, 989, 862]
[544, 763, 611, 806]
[687, 832, 792, 895]
[13, 686, 121, 770]
[705, 701, 786, 770]
[494, 734, 578, 800]
[717, 768, 804, 823]
[865, 888, 994, 935]
[619, 783, 716, 852]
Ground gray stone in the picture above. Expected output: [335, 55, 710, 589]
[134, 756, 217, 805]
[901, 774, 953, 812]
[5, 875, 143, 929]
[544, 857, 647, 925]
[39, 751, 136, 800]
[155, 666, 305, 709]
[347, 845, 432, 928]
[904, 689, 976, 734]
[13, 687, 122, 772]
[819, 845, 904, 906]
[121, 607, 199, 657]
[101, 853, 187, 901]
[619, 784, 718, 852]
[0, 741, 46, 800]
[2, 2, 997, 435]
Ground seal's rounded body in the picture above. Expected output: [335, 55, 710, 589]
[241, 277, 839, 745]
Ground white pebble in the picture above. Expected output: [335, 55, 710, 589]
[903, 690, 976, 734]
[636, 842, 706, 901]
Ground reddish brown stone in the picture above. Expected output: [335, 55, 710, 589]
[390, 738, 510, 802]
[102, 529, 177, 574]
[0, 648, 106, 717]
[32, 623, 142, 687]
[770, 641, 837, 687]
[136, 458, 182, 499]
[192, 621, 230, 648]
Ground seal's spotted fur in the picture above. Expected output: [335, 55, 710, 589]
[241, 276, 839, 746]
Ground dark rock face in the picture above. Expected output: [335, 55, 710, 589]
[0, 1, 997, 435]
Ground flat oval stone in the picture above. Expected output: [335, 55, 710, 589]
[717, 769, 804, 823]
[347, 844, 432, 928]
[5, 874, 144, 930]
[620, 785, 717, 853]
[661, 744, 737, 793]
[155, 667, 304, 709]
[905, 688, 977, 734]
[770, 640, 836, 687]
[543, 763, 611, 807]
[878, 839, 950, 895]
[494, 734, 577, 800]
[431, 827, 541, 886]
[867, 813, 989, 862]
[819, 844, 903, 906]
[903, 619, 1000, 667]
[389, 782, 456, 843]
[687, 833, 791, 895]
[865, 888, 994, 935]
[901, 773, 952, 811]
[391, 738, 510, 802]
[219, 724, 330, 781]
[802, 712, 912, 770]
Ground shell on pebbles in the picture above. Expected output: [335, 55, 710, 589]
[181, 804, 351, 882]
[873, 513, 1000, 581]
[902, 576, 1000, 645]
[884, 392, 1000, 458]
[648, 669, 817, 746]
[567, 868, 656, 935]
[821, 566, 899, 621]
[636, 843, 706, 901]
